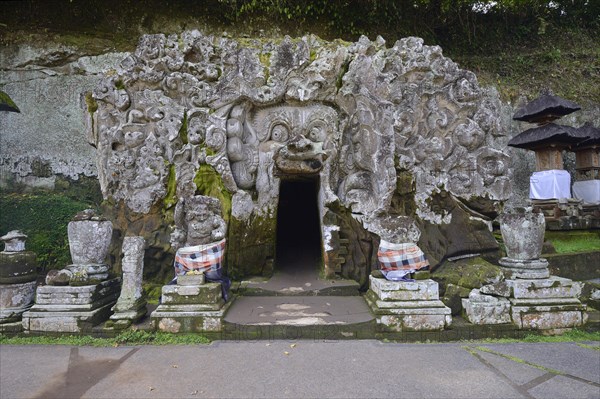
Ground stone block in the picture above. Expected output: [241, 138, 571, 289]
[462, 290, 511, 325]
[178, 274, 205, 286]
[378, 313, 451, 332]
[34, 278, 121, 306]
[499, 257, 549, 279]
[22, 301, 116, 333]
[161, 283, 222, 305]
[511, 303, 587, 330]
[369, 276, 440, 301]
[365, 290, 451, 331]
[479, 281, 511, 297]
[508, 277, 582, 300]
[151, 301, 231, 333]
[0, 280, 36, 323]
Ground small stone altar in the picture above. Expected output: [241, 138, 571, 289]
[22, 210, 121, 333]
[151, 275, 231, 333]
[463, 207, 587, 332]
[366, 276, 452, 331]
[0, 231, 37, 332]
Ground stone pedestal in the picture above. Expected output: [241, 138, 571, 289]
[462, 289, 512, 325]
[151, 281, 230, 333]
[499, 257, 550, 279]
[22, 278, 121, 333]
[507, 277, 587, 331]
[0, 231, 38, 332]
[107, 237, 147, 329]
[366, 276, 451, 332]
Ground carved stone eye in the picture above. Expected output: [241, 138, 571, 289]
[271, 124, 289, 142]
[307, 124, 326, 142]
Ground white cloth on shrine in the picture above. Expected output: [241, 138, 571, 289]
[529, 170, 571, 200]
[573, 180, 600, 204]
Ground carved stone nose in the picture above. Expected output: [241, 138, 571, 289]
[288, 135, 312, 152]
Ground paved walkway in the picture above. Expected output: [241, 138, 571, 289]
[1, 340, 598, 398]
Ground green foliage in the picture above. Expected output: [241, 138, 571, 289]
[142, 282, 163, 304]
[0, 89, 20, 112]
[0, 193, 96, 270]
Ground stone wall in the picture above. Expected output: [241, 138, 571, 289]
[0, 40, 128, 189]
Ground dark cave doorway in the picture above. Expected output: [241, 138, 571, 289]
[275, 177, 322, 274]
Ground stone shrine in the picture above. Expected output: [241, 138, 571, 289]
[0, 231, 37, 332]
[463, 207, 587, 332]
[22, 210, 121, 333]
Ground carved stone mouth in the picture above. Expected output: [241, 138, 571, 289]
[274, 150, 326, 175]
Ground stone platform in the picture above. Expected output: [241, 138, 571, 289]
[151, 281, 230, 333]
[22, 278, 121, 333]
[366, 276, 452, 332]
[463, 276, 588, 332]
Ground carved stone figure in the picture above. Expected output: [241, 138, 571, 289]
[170, 195, 230, 300]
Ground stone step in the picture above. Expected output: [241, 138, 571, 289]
[235, 272, 360, 297]
[224, 296, 375, 327]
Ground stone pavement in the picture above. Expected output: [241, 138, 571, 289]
[1, 341, 598, 398]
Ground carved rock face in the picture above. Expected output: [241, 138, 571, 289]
[171, 195, 227, 250]
[88, 32, 512, 278]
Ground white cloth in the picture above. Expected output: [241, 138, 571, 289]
[529, 170, 571, 200]
[573, 180, 600, 204]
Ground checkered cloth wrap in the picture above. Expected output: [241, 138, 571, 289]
[378, 240, 429, 272]
[174, 239, 226, 276]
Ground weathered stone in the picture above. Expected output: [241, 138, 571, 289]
[0, 251, 37, 284]
[508, 276, 582, 300]
[87, 32, 511, 282]
[366, 277, 452, 331]
[178, 274, 205, 286]
[67, 210, 112, 265]
[369, 276, 440, 301]
[441, 283, 472, 315]
[510, 301, 587, 330]
[0, 281, 36, 324]
[1, 230, 27, 252]
[434, 256, 505, 291]
[498, 207, 545, 260]
[480, 281, 511, 297]
[110, 236, 147, 325]
[462, 289, 512, 325]
[22, 277, 121, 333]
[45, 269, 73, 286]
[160, 283, 222, 306]
[499, 258, 550, 279]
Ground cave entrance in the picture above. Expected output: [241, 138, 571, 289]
[275, 177, 322, 273]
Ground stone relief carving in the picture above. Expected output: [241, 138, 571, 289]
[88, 31, 511, 266]
[170, 195, 227, 252]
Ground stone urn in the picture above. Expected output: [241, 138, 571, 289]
[498, 207, 545, 261]
[67, 209, 113, 265]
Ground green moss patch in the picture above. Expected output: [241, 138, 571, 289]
[193, 164, 232, 222]
[0, 193, 95, 270]
[544, 231, 600, 254]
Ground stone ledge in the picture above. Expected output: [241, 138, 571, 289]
[369, 276, 440, 301]
[22, 301, 115, 333]
[508, 276, 582, 299]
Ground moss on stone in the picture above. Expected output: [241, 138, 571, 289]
[434, 256, 504, 292]
[193, 164, 232, 222]
[84, 92, 98, 114]
[178, 112, 188, 145]
[114, 79, 126, 90]
[163, 164, 177, 209]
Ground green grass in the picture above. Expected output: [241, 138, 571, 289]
[545, 231, 600, 254]
[0, 330, 211, 346]
[473, 329, 600, 344]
